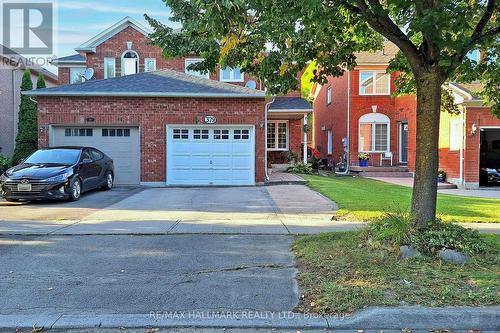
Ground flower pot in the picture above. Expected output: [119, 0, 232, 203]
[437, 175, 446, 183]
[359, 159, 369, 167]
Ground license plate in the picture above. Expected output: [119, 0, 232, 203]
[17, 184, 32, 192]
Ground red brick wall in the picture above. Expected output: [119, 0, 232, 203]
[58, 68, 70, 85]
[37, 96, 266, 183]
[464, 106, 500, 186]
[313, 74, 349, 165]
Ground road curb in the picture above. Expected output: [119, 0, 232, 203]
[1, 307, 499, 330]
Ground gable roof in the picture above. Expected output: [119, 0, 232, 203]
[75, 16, 151, 53]
[354, 41, 400, 65]
[269, 97, 313, 112]
[23, 68, 266, 98]
[51, 54, 86, 65]
[0, 44, 58, 82]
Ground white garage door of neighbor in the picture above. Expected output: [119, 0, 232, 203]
[50, 126, 141, 185]
[167, 126, 255, 185]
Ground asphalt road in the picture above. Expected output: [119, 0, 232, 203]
[0, 234, 297, 316]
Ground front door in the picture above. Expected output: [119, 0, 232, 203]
[399, 122, 408, 164]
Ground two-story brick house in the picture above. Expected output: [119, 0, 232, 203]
[311, 41, 499, 189]
[26, 17, 312, 186]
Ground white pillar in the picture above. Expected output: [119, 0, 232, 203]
[303, 114, 308, 164]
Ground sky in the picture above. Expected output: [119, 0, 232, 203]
[54, 0, 178, 57]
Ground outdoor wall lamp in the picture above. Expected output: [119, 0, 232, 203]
[471, 123, 477, 135]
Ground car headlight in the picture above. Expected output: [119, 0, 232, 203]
[44, 171, 73, 183]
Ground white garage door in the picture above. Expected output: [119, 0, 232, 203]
[50, 126, 140, 185]
[167, 126, 255, 185]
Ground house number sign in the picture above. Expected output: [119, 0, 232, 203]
[204, 116, 217, 124]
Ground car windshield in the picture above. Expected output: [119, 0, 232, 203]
[24, 149, 81, 165]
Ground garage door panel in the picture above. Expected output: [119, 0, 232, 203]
[167, 126, 255, 186]
[51, 126, 140, 185]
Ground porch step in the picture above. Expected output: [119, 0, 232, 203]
[358, 171, 413, 177]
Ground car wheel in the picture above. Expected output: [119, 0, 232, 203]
[101, 171, 113, 191]
[5, 198, 19, 202]
[68, 178, 82, 201]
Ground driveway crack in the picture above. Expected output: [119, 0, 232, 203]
[196, 264, 294, 275]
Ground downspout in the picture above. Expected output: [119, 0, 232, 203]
[303, 114, 308, 163]
[264, 97, 275, 182]
[459, 106, 465, 187]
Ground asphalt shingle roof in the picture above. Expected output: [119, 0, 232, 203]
[52, 54, 86, 62]
[269, 97, 313, 111]
[24, 69, 266, 98]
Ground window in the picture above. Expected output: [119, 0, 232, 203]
[358, 113, 390, 152]
[326, 86, 332, 105]
[359, 71, 390, 95]
[193, 129, 209, 139]
[449, 119, 463, 151]
[145, 58, 156, 72]
[214, 129, 229, 140]
[102, 128, 131, 137]
[104, 57, 116, 79]
[69, 68, 85, 84]
[234, 129, 250, 140]
[327, 130, 333, 155]
[90, 149, 104, 161]
[173, 129, 189, 139]
[64, 128, 93, 137]
[121, 50, 138, 76]
[185, 59, 209, 79]
[267, 121, 288, 150]
[220, 67, 243, 82]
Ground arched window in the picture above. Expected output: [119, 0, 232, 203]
[121, 50, 139, 76]
[359, 113, 390, 152]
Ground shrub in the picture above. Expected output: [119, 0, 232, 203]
[287, 162, 313, 174]
[0, 155, 10, 174]
[365, 210, 412, 247]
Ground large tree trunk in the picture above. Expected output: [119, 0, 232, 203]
[411, 68, 443, 229]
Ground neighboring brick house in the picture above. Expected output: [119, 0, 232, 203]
[28, 17, 312, 186]
[311, 41, 499, 189]
[0, 45, 58, 158]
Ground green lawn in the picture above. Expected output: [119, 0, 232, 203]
[293, 231, 500, 314]
[302, 174, 500, 223]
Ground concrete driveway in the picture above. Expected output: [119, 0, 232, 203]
[0, 185, 355, 235]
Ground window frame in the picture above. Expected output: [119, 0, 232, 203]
[185, 58, 210, 79]
[121, 50, 139, 76]
[327, 130, 333, 155]
[69, 67, 86, 84]
[144, 58, 157, 72]
[103, 57, 116, 79]
[358, 113, 390, 153]
[326, 86, 332, 105]
[219, 67, 244, 82]
[267, 120, 289, 151]
[359, 70, 391, 96]
[449, 119, 463, 151]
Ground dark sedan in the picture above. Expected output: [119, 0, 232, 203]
[0, 147, 114, 202]
[480, 150, 500, 186]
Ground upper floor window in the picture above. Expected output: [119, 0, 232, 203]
[145, 58, 156, 72]
[185, 58, 210, 79]
[69, 67, 85, 84]
[326, 86, 332, 105]
[359, 113, 390, 152]
[220, 67, 243, 82]
[104, 57, 116, 79]
[449, 119, 463, 151]
[121, 50, 138, 76]
[359, 71, 390, 95]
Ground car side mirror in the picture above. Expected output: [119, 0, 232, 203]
[82, 158, 93, 164]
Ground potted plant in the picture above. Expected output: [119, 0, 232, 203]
[358, 152, 370, 167]
[438, 169, 447, 183]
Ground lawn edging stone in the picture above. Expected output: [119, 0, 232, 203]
[438, 248, 471, 264]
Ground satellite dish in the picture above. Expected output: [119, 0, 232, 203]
[245, 80, 257, 89]
[83, 68, 94, 81]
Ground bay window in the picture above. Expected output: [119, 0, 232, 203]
[359, 71, 390, 95]
[359, 113, 390, 152]
[267, 121, 288, 151]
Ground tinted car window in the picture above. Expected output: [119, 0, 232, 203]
[81, 151, 92, 161]
[24, 149, 81, 165]
[90, 149, 104, 161]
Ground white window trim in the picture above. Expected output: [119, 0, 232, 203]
[144, 58, 156, 72]
[185, 58, 210, 79]
[327, 130, 333, 155]
[121, 50, 139, 76]
[449, 119, 463, 151]
[103, 57, 116, 79]
[219, 67, 244, 82]
[326, 86, 332, 105]
[359, 70, 391, 96]
[358, 113, 390, 153]
[267, 120, 289, 151]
